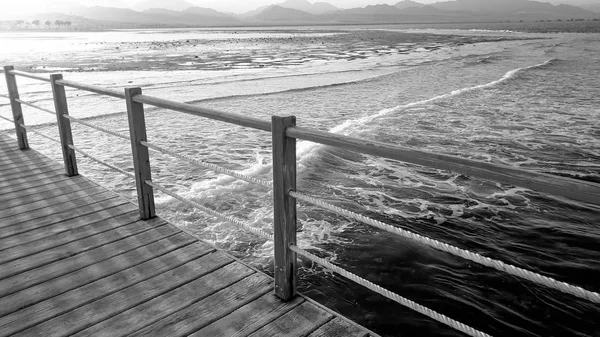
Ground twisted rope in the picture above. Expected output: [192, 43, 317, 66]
[290, 245, 492, 337]
[290, 190, 600, 304]
[15, 98, 56, 116]
[145, 179, 273, 241]
[67, 144, 135, 179]
[141, 141, 272, 189]
[63, 114, 130, 141]
[19, 124, 61, 144]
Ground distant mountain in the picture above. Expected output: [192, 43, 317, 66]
[312, 2, 340, 14]
[252, 5, 315, 21]
[133, 0, 195, 12]
[400, 5, 446, 15]
[71, 5, 238, 27]
[431, 0, 593, 17]
[582, 4, 600, 13]
[394, 0, 425, 10]
[343, 4, 403, 15]
[71, 6, 154, 24]
[144, 7, 232, 18]
[277, 0, 338, 14]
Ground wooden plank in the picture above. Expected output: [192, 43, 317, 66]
[189, 290, 304, 337]
[0, 175, 89, 201]
[125, 87, 155, 219]
[0, 167, 67, 188]
[134, 93, 272, 132]
[272, 116, 297, 300]
[0, 163, 62, 179]
[287, 126, 600, 205]
[50, 73, 78, 176]
[0, 160, 59, 173]
[0, 180, 97, 210]
[0, 240, 211, 331]
[308, 317, 369, 337]
[0, 146, 53, 160]
[0, 174, 72, 197]
[0, 191, 122, 228]
[0, 147, 52, 160]
[248, 302, 334, 337]
[0, 225, 181, 297]
[0, 210, 142, 263]
[80, 266, 266, 337]
[3, 65, 28, 149]
[0, 185, 106, 217]
[11, 252, 237, 337]
[0, 219, 168, 279]
[0, 202, 135, 245]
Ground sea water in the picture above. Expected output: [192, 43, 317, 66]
[0, 26, 599, 336]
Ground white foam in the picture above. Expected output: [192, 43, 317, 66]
[296, 59, 557, 164]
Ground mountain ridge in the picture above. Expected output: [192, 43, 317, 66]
[2, 0, 598, 28]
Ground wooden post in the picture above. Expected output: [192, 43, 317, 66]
[125, 87, 155, 220]
[272, 116, 297, 301]
[3, 66, 28, 149]
[50, 74, 78, 176]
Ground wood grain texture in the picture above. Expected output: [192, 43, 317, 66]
[287, 126, 600, 205]
[192, 292, 305, 337]
[0, 180, 97, 210]
[0, 203, 137, 248]
[125, 87, 155, 219]
[0, 174, 72, 197]
[271, 116, 297, 301]
[0, 211, 145, 263]
[0, 220, 170, 279]
[0, 185, 108, 218]
[308, 317, 370, 337]
[0, 175, 92, 202]
[12, 253, 236, 337]
[81, 265, 263, 337]
[50, 73, 78, 176]
[0, 120, 373, 337]
[0, 191, 122, 227]
[3, 65, 28, 149]
[0, 226, 179, 297]
[0, 240, 210, 334]
[248, 302, 334, 337]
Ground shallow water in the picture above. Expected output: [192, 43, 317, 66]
[1, 26, 599, 336]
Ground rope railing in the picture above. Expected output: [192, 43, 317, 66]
[145, 179, 274, 241]
[4, 67, 599, 337]
[63, 114, 130, 141]
[290, 190, 600, 304]
[141, 141, 272, 189]
[15, 98, 56, 116]
[67, 144, 135, 179]
[290, 245, 491, 337]
[19, 124, 61, 144]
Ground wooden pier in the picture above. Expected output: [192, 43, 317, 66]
[0, 134, 372, 337]
[2, 66, 599, 337]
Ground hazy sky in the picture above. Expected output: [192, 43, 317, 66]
[3, 0, 596, 15]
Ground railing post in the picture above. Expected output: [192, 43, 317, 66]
[50, 74, 78, 176]
[3, 66, 29, 149]
[125, 87, 155, 220]
[272, 115, 297, 301]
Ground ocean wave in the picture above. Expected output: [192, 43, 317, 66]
[296, 59, 558, 164]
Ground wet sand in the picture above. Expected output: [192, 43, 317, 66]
[3, 29, 531, 73]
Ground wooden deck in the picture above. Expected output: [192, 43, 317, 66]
[0, 134, 373, 337]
